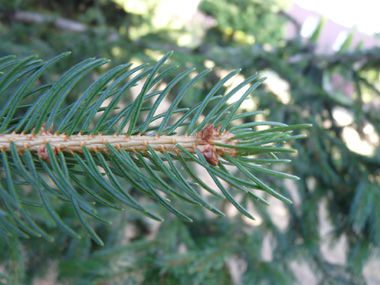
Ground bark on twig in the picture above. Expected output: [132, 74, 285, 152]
[12, 11, 88, 32]
[0, 125, 237, 164]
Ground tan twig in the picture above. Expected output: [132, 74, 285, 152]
[0, 125, 238, 165]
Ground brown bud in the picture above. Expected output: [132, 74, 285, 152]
[197, 124, 215, 145]
[38, 145, 49, 161]
[199, 144, 218, 166]
[38, 144, 58, 163]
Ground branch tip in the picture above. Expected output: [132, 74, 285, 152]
[0, 127, 238, 165]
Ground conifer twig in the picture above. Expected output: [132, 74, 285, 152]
[0, 52, 311, 243]
[0, 124, 237, 165]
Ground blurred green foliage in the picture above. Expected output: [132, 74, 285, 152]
[199, 0, 292, 45]
[1, 0, 380, 284]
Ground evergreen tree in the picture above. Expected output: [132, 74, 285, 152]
[0, 0, 379, 283]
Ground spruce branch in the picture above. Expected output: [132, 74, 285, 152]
[0, 51, 311, 244]
[0, 124, 237, 165]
